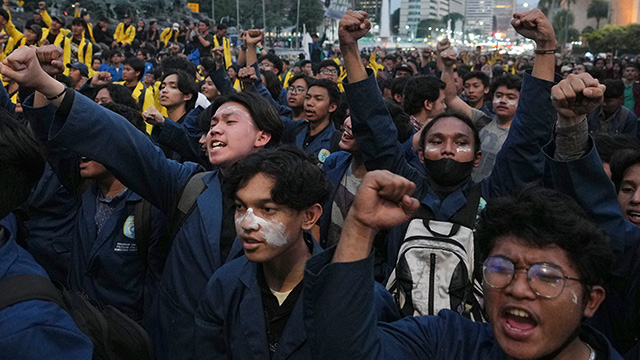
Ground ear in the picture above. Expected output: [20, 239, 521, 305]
[253, 130, 272, 148]
[301, 203, 323, 230]
[582, 285, 605, 318]
[328, 102, 338, 114]
[418, 149, 425, 163]
[393, 93, 403, 104]
[424, 99, 433, 111]
[183, 93, 193, 102]
[483, 87, 490, 94]
[473, 151, 482, 167]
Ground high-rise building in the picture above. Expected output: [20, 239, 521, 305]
[356, 0, 382, 23]
[493, 0, 515, 38]
[465, 0, 493, 36]
[612, 0, 640, 25]
[399, 0, 457, 36]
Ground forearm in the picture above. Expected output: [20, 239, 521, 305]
[531, 39, 557, 82]
[341, 42, 367, 83]
[246, 44, 257, 67]
[333, 213, 376, 263]
[441, 66, 472, 118]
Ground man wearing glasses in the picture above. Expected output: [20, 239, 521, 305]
[317, 59, 341, 84]
[303, 173, 621, 359]
[285, 74, 313, 121]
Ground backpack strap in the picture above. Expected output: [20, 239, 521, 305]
[0, 274, 66, 312]
[134, 199, 153, 265]
[169, 171, 209, 238]
[449, 183, 482, 229]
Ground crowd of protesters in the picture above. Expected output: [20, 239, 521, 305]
[0, 1, 639, 359]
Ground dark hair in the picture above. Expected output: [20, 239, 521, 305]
[610, 149, 640, 192]
[307, 78, 341, 106]
[101, 102, 146, 133]
[124, 57, 145, 80]
[318, 59, 339, 72]
[200, 56, 216, 73]
[224, 145, 330, 210]
[0, 108, 45, 219]
[161, 56, 197, 77]
[94, 84, 140, 110]
[300, 60, 311, 68]
[138, 48, 149, 58]
[71, 17, 86, 27]
[603, 79, 625, 98]
[161, 69, 199, 111]
[0, 8, 10, 22]
[217, 23, 228, 30]
[209, 92, 284, 148]
[258, 54, 283, 75]
[199, 19, 210, 28]
[197, 104, 216, 134]
[261, 70, 282, 102]
[287, 74, 313, 88]
[418, 110, 481, 153]
[384, 99, 412, 143]
[594, 134, 640, 163]
[463, 71, 490, 88]
[403, 76, 445, 116]
[391, 76, 410, 98]
[476, 186, 613, 288]
[490, 73, 522, 94]
[624, 62, 640, 71]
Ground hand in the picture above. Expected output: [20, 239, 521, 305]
[143, 106, 164, 126]
[440, 47, 456, 68]
[436, 39, 450, 53]
[90, 71, 112, 87]
[0, 46, 51, 89]
[245, 29, 263, 46]
[345, 170, 419, 232]
[38, 1, 45, 9]
[238, 66, 258, 84]
[511, 9, 556, 49]
[212, 46, 224, 65]
[0, 33, 8, 45]
[339, 10, 371, 47]
[35, 45, 64, 76]
[551, 73, 606, 126]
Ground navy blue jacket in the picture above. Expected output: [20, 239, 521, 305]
[544, 139, 640, 353]
[0, 218, 94, 359]
[41, 91, 240, 359]
[302, 249, 623, 359]
[151, 106, 209, 167]
[347, 71, 561, 277]
[195, 239, 400, 359]
[586, 105, 638, 136]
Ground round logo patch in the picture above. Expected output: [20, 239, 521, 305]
[123, 215, 135, 239]
[318, 149, 331, 164]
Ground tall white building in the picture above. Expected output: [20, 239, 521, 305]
[465, 0, 493, 36]
[399, 0, 461, 36]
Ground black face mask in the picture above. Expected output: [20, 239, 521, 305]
[424, 158, 475, 187]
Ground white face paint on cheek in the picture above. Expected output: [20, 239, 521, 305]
[570, 289, 579, 305]
[455, 145, 472, 153]
[235, 208, 289, 247]
[424, 145, 439, 153]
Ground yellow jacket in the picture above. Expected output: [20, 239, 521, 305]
[280, 71, 294, 89]
[152, 81, 169, 117]
[114, 23, 135, 44]
[62, 35, 92, 75]
[369, 52, 384, 77]
[0, 34, 15, 62]
[212, 35, 231, 69]
[160, 28, 178, 47]
[115, 80, 156, 133]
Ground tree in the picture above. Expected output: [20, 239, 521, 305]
[416, 18, 444, 38]
[587, 0, 609, 29]
[585, 23, 640, 53]
[441, 12, 464, 34]
[288, 0, 324, 33]
[391, 8, 400, 35]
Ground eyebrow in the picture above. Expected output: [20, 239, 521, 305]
[234, 197, 275, 206]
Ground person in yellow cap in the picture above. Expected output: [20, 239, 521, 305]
[161, 23, 180, 47]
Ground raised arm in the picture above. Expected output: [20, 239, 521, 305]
[481, 9, 559, 198]
[438, 39, 473, 118]
[2, 46, 198, 214]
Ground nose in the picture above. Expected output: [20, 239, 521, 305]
[631, 189, 640, 204]
[239, 210, 260, 232]
[441, 141, 456, 157]
[503, 268, 537, 300]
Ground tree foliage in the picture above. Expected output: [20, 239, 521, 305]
[441, 12, 464, 33]
[288, 0, 324, 33]
[585, 23, 640, 53]
[416, 18, 444, 38]
[391, 8, 400, 35]
[587, 0, 609, 29]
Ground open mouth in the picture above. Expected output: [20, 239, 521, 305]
[627, 211, 640, 223]
[210, 141, 226, 149]
[501, 308, 538, 339]
[342, 129, 354, 141]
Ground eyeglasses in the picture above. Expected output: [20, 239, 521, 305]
[482, 256, 582, 299]
[320, 68, 338, 76]
[287, 86, 307, 95]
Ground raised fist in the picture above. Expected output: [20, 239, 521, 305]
[551, 73, 606, 125]
[339, 10, 371, 46]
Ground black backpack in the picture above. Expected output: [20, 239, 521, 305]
[0, 274, 154, 360]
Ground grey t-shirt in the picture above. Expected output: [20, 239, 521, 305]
[472, 118, 509, 183]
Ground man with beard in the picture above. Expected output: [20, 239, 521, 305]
[337, 7, 558, 302]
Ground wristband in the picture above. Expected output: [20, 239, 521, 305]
[46, 84, 67, 101]
[534, 49, 556, 55]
